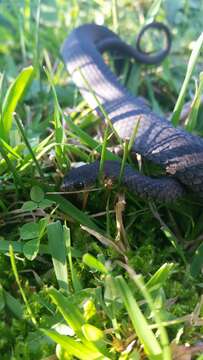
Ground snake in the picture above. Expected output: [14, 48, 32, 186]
[61, 22, 203, 202]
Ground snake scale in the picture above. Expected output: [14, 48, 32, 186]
[61, 23, 203, 202]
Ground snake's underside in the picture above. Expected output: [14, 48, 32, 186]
[61, 23, 203, 202]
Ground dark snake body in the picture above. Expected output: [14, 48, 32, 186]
[61, 23, 203, 202]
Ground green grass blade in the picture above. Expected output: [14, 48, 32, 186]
[171, 32, 203, 126]
[44, 66, 68, 170]
[47, 194, 100, 231]
[185, 72, 203, 131]
[146, 0, 162, 20]
[64, 225, 82, 292]
[65, 115, 118, 161]
[0, 138, 22, 160]
[161, 227, 187, 265]
[14, 114, 44, 178]
[9, 244, 37, 325]
[83, 253, 108, 274]
[190, 242, 203, 277]
[42, 329, 105, 360]
[18, 6, 26, 62]
[146, 263, 175, 291]
[47, 287, 85, 337]
[0, 66, 34, 142]
[0, 142, 21, 190]
[82, 324, 110, 358]
[47, 288, 110, 357]
[33, 0, 41, 70]
[3, 289, 24, 319]
[47, 221, 69, 293]
[112, 0, 119, 33]
[0, 72, 4, 110]
[121, 266, 172, 360]
[115, 275, 162, 359]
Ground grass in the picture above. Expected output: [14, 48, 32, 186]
[0, 0, 203, 359]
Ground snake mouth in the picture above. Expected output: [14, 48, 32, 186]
[61, 161, 100, 192]
[60, 180, 86, 192]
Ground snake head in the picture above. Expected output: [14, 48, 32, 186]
[61, 161, 100, 192]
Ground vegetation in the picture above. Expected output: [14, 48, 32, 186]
[0, 0, 203, 359]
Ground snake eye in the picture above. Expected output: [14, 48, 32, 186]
[74, 181, 85, 190]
